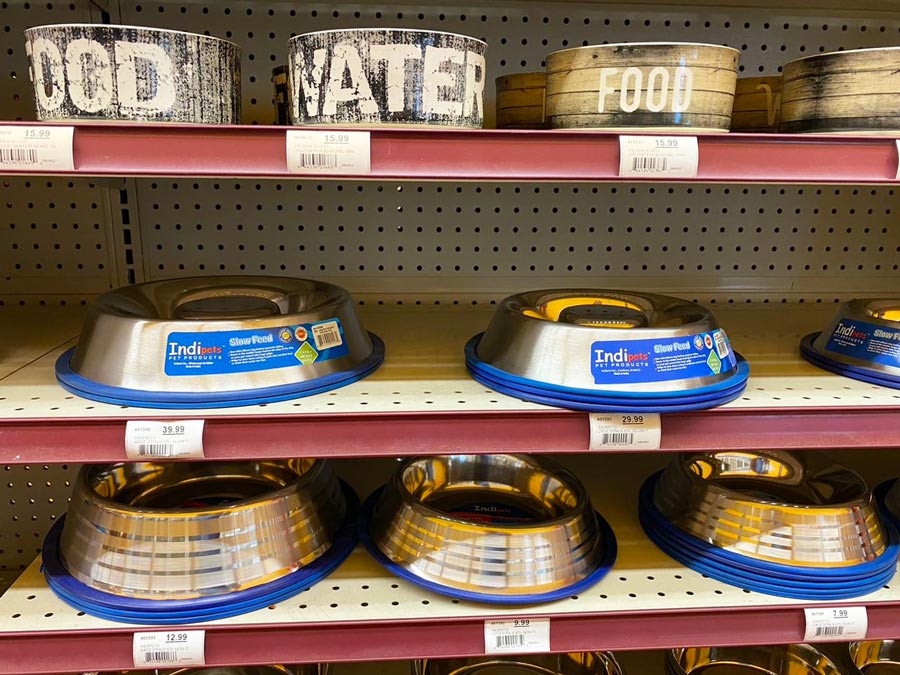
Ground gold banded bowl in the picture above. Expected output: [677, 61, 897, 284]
[653, 451, 885, 567]
[850, 640, 900, 675]
[364, 454, 615, 601]
[667, 645, 845, 675]
[59, 459, 348, 599]
[413, 653, 623, 675]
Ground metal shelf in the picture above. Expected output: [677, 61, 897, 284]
[1, 123, 899, 183]
[0, 452, 898, 675]
[1, 303, 900, 464]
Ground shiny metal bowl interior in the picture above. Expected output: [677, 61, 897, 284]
[61, 459, 347, 599]
[850, 641, 900, 675]
[811, 299, 900, 375]
[475, 289, 733, 392]
[414, 653, 623, 675]
[667, 645, 844, 675]
[68, 275, 374, 392]
[653, 451, 885, 566]
[370, 454, 604, 595]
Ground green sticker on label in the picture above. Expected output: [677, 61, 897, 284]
[707, 350, 722, 375]
[295, 341, 319, 365]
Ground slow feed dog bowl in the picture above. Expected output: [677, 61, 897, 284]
[667, 645, 844, 675]
[413, 653, 624, 675]
[56, 276, 384, 408]
[362, 454, 616, 603]
[800, 299, 900, 389]
[641, 451, 898, 599]
[25, 24, 241, 123]
[288, 29, 486, 127]
[44, 459, 357, 623]
[466, 290, 749, 411]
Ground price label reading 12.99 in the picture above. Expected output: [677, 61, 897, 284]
[132, 630, 206, 667]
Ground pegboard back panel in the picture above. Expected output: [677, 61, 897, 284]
[134, 180, 900, 303]
[114, 0, 900, 125]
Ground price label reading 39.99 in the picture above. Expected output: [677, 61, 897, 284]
[124, 419, 205, 459]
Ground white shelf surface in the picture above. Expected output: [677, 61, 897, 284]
[0, 452, 897, 673]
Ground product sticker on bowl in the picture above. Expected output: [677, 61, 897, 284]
[824, 319, 900, 367]
[164, 319, 348, 376]
[590, 330, 736, 385]
[447, 502, 539, 525]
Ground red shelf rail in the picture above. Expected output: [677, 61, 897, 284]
[0, 122, 897, 182]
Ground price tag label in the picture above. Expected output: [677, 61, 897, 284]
[287, 130, 371, 175]
[0, 125, 74, 170]
[133, 630, 206, 667]
[589, 413, 661, 450]
[125, 420, 205, 459]
[803, 606, 868, 642]
[619, 135, 698, 178]
[484, 618, 550, 655]
[895, 140, 900, 181]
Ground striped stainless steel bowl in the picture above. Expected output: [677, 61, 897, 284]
[667, 645, 844, 675]
[414, 653, 624, 675]
[806, 299, 900, 376]
[654, 451, 886, 567]
[58, 276, 379, 405]
[368, 454, 606, 597]
[850, 640, 900, 674]
[474, 289, 737, 393]
[60, 459, 347, 599]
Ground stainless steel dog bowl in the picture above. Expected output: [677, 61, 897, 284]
[474, 290, 739, 393]
[59, 459, 347, 599]
[367, 454, 609, 598]
[413, 653, 624, 675]
[850, 641, 900, 675]
[25, 24, 241, 123]
[803, 299, 900, 379]
[653, 451, 886, 567]
[57, 276, 382, 407]
[667, 645, 844, 675]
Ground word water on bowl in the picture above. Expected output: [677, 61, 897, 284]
[288, 29, 486, 127]
[24, 24, 241, 123]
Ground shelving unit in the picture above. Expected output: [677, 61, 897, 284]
[4, 0, 900, 673]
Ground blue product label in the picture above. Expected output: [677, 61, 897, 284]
[824, 319, 900, 367]
[590, 329, 737, 385]
[164, 318, 349, 377]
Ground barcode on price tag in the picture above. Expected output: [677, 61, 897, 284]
[125, 420, 205, 459]
[484, 618, 550, 655]
[803, 606, 868, 642]
[287, 130, 370, 175]
[0, 125, 73, 170]
[589, 413, 661, 450]
[619, 135, 698, 178]
[133, 631, 205, 667]
[311, 320, 343, 350]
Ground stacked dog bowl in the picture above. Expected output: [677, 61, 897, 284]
[362, 454, 616, 603]
[640, 450, 899, 599]
[55, 276, 384, 408]
[667, 645, 845, 675]
[413, 653, 624, 675]
[466, 290, 749, 411]
[850, 641, 900, 675]
[43, 459, 357, 623]
[800, 299, 900, 389]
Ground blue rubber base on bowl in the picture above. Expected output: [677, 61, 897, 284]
[41, 482, 360, 624]
[54, 333, 385, 409]
[638, 472, 899, 600]
[800, 333, 900, 390]
[359, 486, 617, 605]
[465, 334, 750, 412]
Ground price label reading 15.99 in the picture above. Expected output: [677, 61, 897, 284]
[287, 129, 371, 175]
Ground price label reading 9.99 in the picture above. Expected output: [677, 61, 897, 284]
[484, 618, 550, 655]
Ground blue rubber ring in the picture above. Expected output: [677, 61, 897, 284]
[41, 482, 359, 624]
[467, 361, 749, 412]
[54, 333, 386, 409]
[469, 358, 750, 408]
[465, 333, 750, 401]
[800, 333, 900, 390]
[359, 486, 617, 605]
[638, 473, 899, 599]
